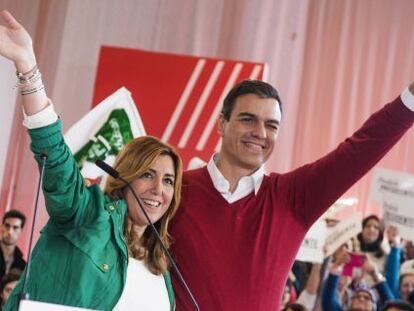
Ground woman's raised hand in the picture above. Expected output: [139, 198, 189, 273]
[0, 10, 36, 72]
[0, 10, 48, 115]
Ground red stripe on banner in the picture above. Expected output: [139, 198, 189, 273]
[185, 62, 236, 151]
[166, 60, 218, 146]
[161, 59, 206, 143]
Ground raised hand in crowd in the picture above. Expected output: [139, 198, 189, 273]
[330, 244, 351, 275]
[386, 225, 401, 248]
[363, 255, 386, 285]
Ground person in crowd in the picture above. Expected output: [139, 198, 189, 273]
[324, 281, 378, 311]
[321, 249, 394, 311]
[381, 300, 414, 311]
[0, 10, 182, 311]
[383, 226, 414, 302]
[0, 269, 21, 309]
[295, 263, 322, 310]
[0, 210, 26, 281]
[399, 260, 414, 301]
[351, 215, 387, 283]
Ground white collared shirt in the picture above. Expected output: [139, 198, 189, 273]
[207, 154, 264, 203]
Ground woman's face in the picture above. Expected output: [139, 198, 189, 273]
[124, 155, 175, 236]
[400, 274, 414, 300]
[362, 218, 380, 243]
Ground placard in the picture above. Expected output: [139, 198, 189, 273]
[296, 220, 327, 263]
[324, 212, 362, 257]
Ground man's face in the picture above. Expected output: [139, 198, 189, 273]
[1, 218, 23, 246]
[350, 291, 374, 311]
[218, 94, 281, 172]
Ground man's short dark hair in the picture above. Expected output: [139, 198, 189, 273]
[382, 300, 414, 311]
[2, 210, 26, 228]
[221, 79, 282, 121]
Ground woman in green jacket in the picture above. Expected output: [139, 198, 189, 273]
[0, 10, 181, 310]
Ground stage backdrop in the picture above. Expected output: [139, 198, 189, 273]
[92, 47, 267, 167]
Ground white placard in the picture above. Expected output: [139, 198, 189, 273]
[382, 193, 414, 242]
[296, 220, 327, 263]
[370, 168, 414, 202]
[324, 212, 362, 257]
[370, 168, 414, 242]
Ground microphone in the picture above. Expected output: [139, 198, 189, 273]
[95, 159, 119, 179]
[95, 160, 200, 311]
[19, 152, 48, 304]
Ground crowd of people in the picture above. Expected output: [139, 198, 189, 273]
[1, 8, 414, 311]
[281, 215, 414, 311]
[3, 211, 414, 311]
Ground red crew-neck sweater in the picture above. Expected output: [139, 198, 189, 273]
[170, 97, 414, 310]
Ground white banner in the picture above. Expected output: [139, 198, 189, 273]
[370, 167, 414, 202]
[382, 194, 414, 242]
[64, 87, 146, 184]
[370, 168, 414, 241]
[324, 212, 362, 257]
[296, 220, 327, 263]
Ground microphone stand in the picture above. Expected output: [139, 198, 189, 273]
[95, 160, 200, 311]
[18, 152, 48, 306]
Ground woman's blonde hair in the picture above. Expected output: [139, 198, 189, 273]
[105, 136, 182, 275]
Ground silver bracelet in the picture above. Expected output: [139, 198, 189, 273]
[16, 64, 38, 79]
[21, 85, 45, 96]
[15, 72, 42, 89]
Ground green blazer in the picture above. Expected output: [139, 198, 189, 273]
[5, 120, 175, 311]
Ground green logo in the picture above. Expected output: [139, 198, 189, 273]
[74, 109, 133, 169]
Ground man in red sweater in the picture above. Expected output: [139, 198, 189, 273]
[170, 80, 414, 310]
